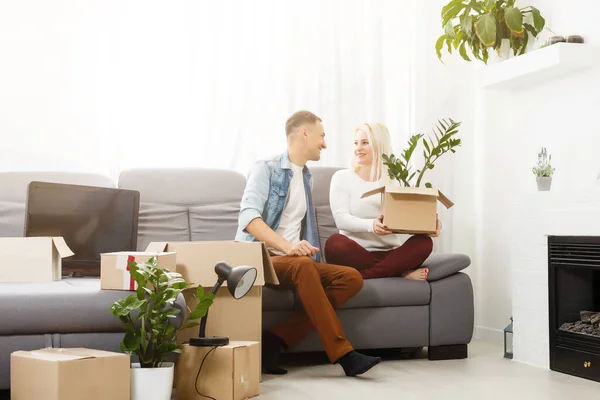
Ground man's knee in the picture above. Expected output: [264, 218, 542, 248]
[290, 256, 320, 281]
[419, 235, 434, 255]
[344, 267, 363, 295]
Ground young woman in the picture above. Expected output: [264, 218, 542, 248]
[324, 122, 440, 280]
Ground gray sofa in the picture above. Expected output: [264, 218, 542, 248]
[0, 167, 473, 390]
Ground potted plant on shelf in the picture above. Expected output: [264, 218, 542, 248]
[110, 257, 214, 400]
[532, 147, 555, 191]
[436, 0, 546, 64]
[382, 118, 462, 188]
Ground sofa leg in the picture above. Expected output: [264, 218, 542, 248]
[428, 344, 468, 360]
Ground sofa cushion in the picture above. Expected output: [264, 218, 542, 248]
[118, 168, 245, 247]
[269, 277, 431, 311]
[310, 167, 342, 260]
[0, 278, 185, 336]
[423, 253, 471, 281]
[262, 286, 296, 311]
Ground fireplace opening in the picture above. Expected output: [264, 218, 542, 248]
[549, 236, 600, 383]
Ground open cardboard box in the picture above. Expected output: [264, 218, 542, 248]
[362, 186, 454, 234]
[0, 237, 74, 283]
[100, 251, 177, 290]
[145, 241, 278, 345]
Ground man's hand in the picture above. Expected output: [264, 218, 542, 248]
[285, 240, 320, 257]
[429, 215, 442, 238]
[373, 215, 393, 236]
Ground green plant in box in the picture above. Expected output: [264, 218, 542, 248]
[382, 119, 462, 188]
[109, 257, 214, 368]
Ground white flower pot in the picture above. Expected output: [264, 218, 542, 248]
[536, 176, 552, 191]
[130, 362, 174, 400]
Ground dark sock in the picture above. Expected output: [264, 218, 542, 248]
[338, 351, 381, 377]
[262, 331, 288, 375]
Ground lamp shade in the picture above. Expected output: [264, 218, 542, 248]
[214, 262, 257, 299]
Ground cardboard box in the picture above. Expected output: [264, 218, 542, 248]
[11, 348, 130, 400]
[0, 237, 74, 283]
[100, 251, 177, 290]
[175, 342, 259, 400]
[144, 241, 278, 346]
[361, 186, 454, 234]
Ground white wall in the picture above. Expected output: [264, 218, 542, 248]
[460, 0, 600, 344]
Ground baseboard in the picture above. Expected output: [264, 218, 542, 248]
[473, 326, 504, 344]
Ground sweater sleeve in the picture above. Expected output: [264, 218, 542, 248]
[329, 171, 374, 233]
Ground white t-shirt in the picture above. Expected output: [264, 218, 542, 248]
[270, 163, 307, 256]
[329, 169, 406, 252]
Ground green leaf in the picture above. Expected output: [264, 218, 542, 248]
[123, 331, 140, 352]
[188, 307, 208, 321]
[459, 42, 471, 61]
[452, 30, 466, 49]
[425, 182, 433, 188]
[475, 13, 496, 47]
[483, 0, 496, 11]
[530, 7, 545, 33]
[504, 7, 524, 35]
[422, 138, 431, 153]
[442, 0, 466, 28]
[436, 35, 446, 61]
[523, 23, 538, 38]
[444, 21, 455, 39]
[461, 15, 473, 37]
[196, 285, 205, 300]
[181, 321, 200, 330]
[441, 0, 464, 19]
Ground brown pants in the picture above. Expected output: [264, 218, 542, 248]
[324, 233, 433, 279]
[268, 254, 363, 362]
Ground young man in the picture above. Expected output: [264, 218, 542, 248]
[235, 110, 381, 377]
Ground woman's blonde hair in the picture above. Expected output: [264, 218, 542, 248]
[351, 122, 393, 183]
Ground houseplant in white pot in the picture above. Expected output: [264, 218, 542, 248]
[110, 257, 214, 400]
[532, 147, 555, 191]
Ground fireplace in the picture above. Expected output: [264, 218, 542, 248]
[548, 236, 600, 382]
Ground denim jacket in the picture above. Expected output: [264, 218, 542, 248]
[235, 152, 321, 262]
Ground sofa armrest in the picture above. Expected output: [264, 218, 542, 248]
[422, 253, 471, 282]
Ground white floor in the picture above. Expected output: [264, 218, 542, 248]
[258, 340, 600, 400]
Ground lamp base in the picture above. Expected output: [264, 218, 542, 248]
[189, 336, 230, 347]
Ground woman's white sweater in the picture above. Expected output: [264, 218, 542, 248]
[329, 169, 407, 252]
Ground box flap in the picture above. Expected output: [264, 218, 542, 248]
[145, 242, 169, 252]
[26, 348, 96, 362]
[260, 243, 279, 285]
[51, 237, 74, 258]
[437, 190, 454, 209]
[384, 186, 439, 196]
[360, 186, 385, 199]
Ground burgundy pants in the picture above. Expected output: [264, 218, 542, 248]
[324, 233, 433, 279]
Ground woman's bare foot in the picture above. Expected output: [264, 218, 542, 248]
[402, 268, 429, 280]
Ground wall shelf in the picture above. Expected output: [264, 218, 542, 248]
[478, 43, 600, 90]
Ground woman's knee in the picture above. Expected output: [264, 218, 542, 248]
[324, 233, 348, 261]
[410, 234, 433, 256]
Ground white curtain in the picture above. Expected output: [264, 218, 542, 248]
[0, 0, 421, 177]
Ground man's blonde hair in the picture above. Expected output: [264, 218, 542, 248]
[285, 110, 322, 136]
[351, 122, 393, 183]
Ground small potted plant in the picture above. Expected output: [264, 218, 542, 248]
[382, 118, 462, 187]
[110, 257, 214, 400]
[436, 0, 546, 64]
[532, 147, 555, 191]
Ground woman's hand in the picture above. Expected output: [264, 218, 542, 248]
[373, 215, 393, 236]
[429, 215, 442, 238]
